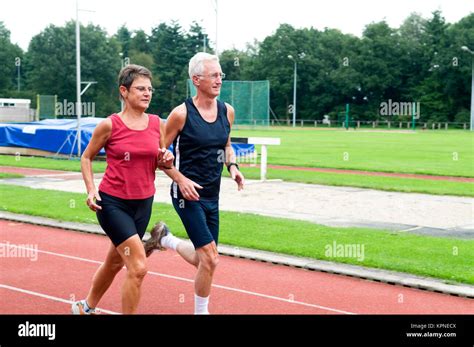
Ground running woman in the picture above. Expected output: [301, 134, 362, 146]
[72, 64, 173, 315]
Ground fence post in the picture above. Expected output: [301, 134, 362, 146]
[314, 120, 317, 127]
[445, 123, 448, 130]
[301, 120, 304, 127]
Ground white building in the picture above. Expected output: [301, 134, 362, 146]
[0, 98, 33, 123]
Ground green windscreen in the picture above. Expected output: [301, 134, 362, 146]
[37, 95, 57, 120]
[187, 80, 269, 126]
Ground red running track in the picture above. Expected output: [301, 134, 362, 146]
[1, 220, 473, 315]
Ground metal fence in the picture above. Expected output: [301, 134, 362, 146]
[261, 119, 471, 130]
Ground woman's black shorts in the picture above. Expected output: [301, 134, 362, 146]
[96, 191, 154, 247]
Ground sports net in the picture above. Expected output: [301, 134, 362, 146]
[187, 80, 270, 126]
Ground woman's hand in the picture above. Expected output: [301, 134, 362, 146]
[157, 148, 174, 170]
[86, 191, 102, 212]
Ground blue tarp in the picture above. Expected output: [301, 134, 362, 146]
[0, 118, 254, 157]
[0, 118, 103, 155]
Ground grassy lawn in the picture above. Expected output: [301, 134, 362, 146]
[1, 184, 472, 285]
[223, 167, 474, 197]
[1, 128, 472, 196]
[0, 155, 106, 173]
[0, 173, 23, 179]
[1, 153, 473, 196]
[232, 128, 474, 177]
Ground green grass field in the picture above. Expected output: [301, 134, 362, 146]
[232, 128, 474, 177]
[1, 128, 473, 196]
[223, 167, 474, 197]
[1, 184, 472, 285]
[0, 155, 106, 172]
[0, 173, 23, 179]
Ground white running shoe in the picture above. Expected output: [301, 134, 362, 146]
[71, 300, 96, 315]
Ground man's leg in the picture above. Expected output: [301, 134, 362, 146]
[194, 241, 219, 314]
[167, 198, 219, 314]
[171, 238, 200, 267]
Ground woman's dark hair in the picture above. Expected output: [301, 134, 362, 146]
[118, 64, 152, 100]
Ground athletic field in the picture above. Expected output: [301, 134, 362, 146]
[1, 128, 473, 196]
[233, 128, 473, 177]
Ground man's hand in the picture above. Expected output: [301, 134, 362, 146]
[178, 177, 203, 201]
[230, 166, 245, 191]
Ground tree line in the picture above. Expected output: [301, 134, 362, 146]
[0, 10, 472, 123]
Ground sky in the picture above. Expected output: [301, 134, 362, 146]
[2, 0, 473, 53]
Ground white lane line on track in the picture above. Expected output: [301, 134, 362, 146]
[0, 243, 356, 315]
[0, 284, 120, 315]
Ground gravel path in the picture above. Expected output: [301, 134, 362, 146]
[1, 168, 472, 239]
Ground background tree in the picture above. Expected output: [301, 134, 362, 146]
[25, 21, 120, 116]
[1, 11, 472, 123]
[0, 22, 24, 92]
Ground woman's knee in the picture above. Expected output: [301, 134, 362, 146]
[127, 261, 148, 281]
[103, 247, 125, 273]
[105, 259, 124, 274]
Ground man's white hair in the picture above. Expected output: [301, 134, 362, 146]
[188, 52, 219, 80]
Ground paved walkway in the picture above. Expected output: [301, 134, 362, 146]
[1, 167, 473, 239]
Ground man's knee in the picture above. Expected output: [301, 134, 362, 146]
[198, 244, 219, 272]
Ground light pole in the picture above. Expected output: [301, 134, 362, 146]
[213, 0, 218, 55]
[76, 0, 82, 157]
[15, 57, 21, 92]
[119, 53, 130, 111]
[288, 53, 305, 128]
[461, 46, 474, 131]
[288, 55, 297, 127]
[75, 0, 94, 157]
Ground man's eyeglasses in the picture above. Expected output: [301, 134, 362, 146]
[131, 86, 155, 93]
[197, 73, 226, 80]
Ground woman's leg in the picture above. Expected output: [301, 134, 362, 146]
[115, 234, 148, 314]
[85, 242, 124, 309]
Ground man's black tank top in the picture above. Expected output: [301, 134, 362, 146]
[171, 98, 231, 200]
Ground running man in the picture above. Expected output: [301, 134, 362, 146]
[72, 64, 173, 315]
[145, 52, 245, 314]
